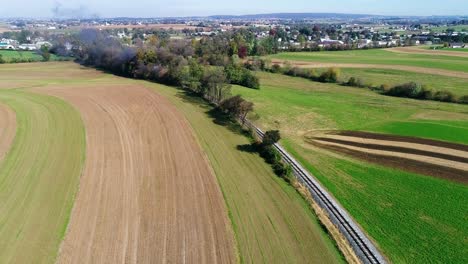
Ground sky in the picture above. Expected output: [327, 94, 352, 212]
[1, 0, 468, 18]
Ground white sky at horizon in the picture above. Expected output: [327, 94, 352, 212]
[1, 0, 467, 18]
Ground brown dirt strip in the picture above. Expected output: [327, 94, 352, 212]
[388, 47, 468, 58]
[339, 131, 468, 152]
[270, 59, 468, 79]
[0, 103, 16, 161]
[310, 141, 468, 184]
[312, 137, 468, 164]
[36, 83, 236, 263]
[316, 135, 468, 159]
[313, 139, 468, 171]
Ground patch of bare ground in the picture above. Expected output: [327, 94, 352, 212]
[307, 131, 468, 184]
[270, 59, 468, 79]
[388, 47, 468, 58]
[0, 103, 16, 161]
[36, 83, 236, 263]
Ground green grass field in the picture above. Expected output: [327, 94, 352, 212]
[145, 81, 344, 264]
[0, 50, 62, 62]
[0, 90, 85, 263]
[268, 49, 468, 73]
[324, 68, 468, 97]
[232, 72, 468, 263]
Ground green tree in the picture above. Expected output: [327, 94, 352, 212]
[202, 67, 231, 104]
[262, 130, 281, 146]
[39, 45, 51, 61]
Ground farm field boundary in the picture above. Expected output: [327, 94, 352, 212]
[270, 59, 468, 79]
[307, 132, 468, 184]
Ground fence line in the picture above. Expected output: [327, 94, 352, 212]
[242, 119, 386, 264]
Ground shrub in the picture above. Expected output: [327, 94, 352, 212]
[271, 64, 282, 73]
[318, 67, 340, 83]
[383, 82, 432, 99]
[258, 144, 281, 164]
[346, 77, 366, 88]
[458, 95, 468, 104]
[433, 90, 456, 102]
[273, 162, 293, 180]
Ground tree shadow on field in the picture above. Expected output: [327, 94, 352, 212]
[236, 143, 257, 153]
[175, 90, 251, 137]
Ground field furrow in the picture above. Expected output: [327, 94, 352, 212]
[38, 83, 236, 264]
[0, 103, 16, 161]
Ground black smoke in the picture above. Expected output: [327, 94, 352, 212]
[51, 2, 99, 19]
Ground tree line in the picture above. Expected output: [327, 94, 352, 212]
[69, 29, 260, 105]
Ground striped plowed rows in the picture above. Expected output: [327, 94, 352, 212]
[270, 59, 468, 79]
[37, 84, 236, 263]
[307, 131, 468, 184]
[0, 103, 16, 161]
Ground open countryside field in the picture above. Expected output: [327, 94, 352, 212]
[268, 49, 468, 73]
[233, 72, 468, 263]
[0, 62, 342, 263]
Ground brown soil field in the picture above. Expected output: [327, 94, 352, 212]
[388, 47, 468, 58]
[307, 131, 468, 184]
[270, 59, 468, 79]
[0, 103, 16, 161]
[37, 83, 236, 263]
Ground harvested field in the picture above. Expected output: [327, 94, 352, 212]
[270, 59, 468, 79]
[388, 46, 468, 58]
[37, 82, 235, 264]
[307, 131, 468, 184]
[0, 103, 16, 160]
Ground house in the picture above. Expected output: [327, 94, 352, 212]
[0, 42, 15, 50]
[319, 38, 344, 47]
[449, 42, 465, 48]
[18, 44, 37, 51]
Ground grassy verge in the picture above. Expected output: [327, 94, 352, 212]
[231, 72, 468, 263]
[144, 81, 344, 264]
[0, 90, 85, 263]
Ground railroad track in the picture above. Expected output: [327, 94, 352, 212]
[244, 120, 386, 264]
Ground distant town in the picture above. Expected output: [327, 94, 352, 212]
[1, 14, 467, 53]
